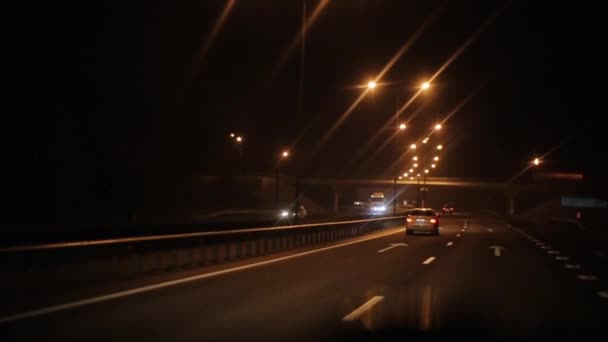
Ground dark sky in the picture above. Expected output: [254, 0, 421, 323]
[5, 0, 607, 220]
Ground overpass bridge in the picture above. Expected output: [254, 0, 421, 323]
[194, 175, 582, 216]
[295, 176, 581, 216]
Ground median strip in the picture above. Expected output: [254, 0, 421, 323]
[0, 227, 404, 325]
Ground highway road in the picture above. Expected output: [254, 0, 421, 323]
[2, 215, 608, 340]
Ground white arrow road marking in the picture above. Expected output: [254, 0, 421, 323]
[446, 242, 453, 246]
[578, 274, 598, 281]
[598, 291, 608, 299]
[555, 256, 569, 260]
[378, 243, 408, 253]
[489, 246, 504, 256]
[565, 264, 581, 269]
[342, 296, 384, 322]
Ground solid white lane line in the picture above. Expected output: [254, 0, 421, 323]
[378, 243, 407, 253]
[456, 234, 461, 238]
[342, 296, 384, 322]
[578, 274, 598, 281]
[547, 250, 560, 254]
[555, 256, 569, 260]
[423, 257, 436, 264]
[0, 227, 404, 325]
[446, 242, 453, 246]
[565, 264, 581, 269]
[598, 291, 608, 299]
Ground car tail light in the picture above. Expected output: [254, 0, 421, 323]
[430, 218, 437, 224]
[406, 218, 412, 223]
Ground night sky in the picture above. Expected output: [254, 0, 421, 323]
[5, 0, 606, 222]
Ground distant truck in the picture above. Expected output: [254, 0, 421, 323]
[370, 192, 387, 214]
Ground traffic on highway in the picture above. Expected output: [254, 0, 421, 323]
[5, 0, 608, 340]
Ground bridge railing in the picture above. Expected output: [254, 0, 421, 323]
[0, 216, 404, 295]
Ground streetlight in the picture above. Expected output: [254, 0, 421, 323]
[424, 169, 429, 174]
[434, 156, 439, 161]
[431, 164, 436, 168]
[409, 168, 414, 173]
[399, 123, 406, 130]
[231, 135, 244, 175]
[413, 163, 418, 168]
[434, 123, 442, 131]
[276, 150, 291, 208]
[410, 143, 417, 150]
[367, 81, 377, 89]
[421, 82, 430, 90]
[533, 158, 541, 166]
[413, 156, 418, 161]
[423, 137, 429, 144]
[437, 144, 443, 150]
[398, 176, 402, 180]
[403, 172, 408, 177]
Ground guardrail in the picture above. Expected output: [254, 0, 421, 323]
[0, 216, 405, 295]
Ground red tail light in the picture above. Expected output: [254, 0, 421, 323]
[430, 218, 437, 224]
[406, 218, 413, 223]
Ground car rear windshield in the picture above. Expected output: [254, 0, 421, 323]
[409, 210, 435, 216]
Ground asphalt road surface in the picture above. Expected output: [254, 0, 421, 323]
[2, 215, 608, 340]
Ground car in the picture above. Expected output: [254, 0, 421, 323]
[406, 208, 440, 235]
[278, 204, 307, 221]
[441, 204, 454, 215]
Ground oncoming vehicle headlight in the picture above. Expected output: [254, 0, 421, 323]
[281, 211, 289, 217]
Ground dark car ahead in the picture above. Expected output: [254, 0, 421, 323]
[442, 204, 454, 215]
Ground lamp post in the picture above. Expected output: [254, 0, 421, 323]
[276, 151, 290, 208]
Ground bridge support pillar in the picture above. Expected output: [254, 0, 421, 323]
[506, 189, 519, 216]
[333, 188, 340, 213]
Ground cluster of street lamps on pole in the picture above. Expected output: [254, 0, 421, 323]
[367, 80, 431, 130]
[367, 80, 436, 212]
[398, 123, 444, 208]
